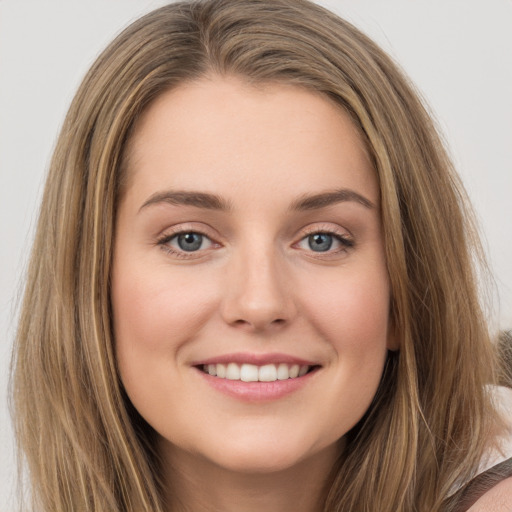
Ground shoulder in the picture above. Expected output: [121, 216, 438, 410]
[447, 386, 512, 511]
[466, 475, 512, 511]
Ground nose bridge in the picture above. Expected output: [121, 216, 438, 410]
[221, 236, 293, 330]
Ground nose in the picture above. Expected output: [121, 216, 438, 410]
[220, 246, 296, 332]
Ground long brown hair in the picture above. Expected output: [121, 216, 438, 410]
[11, 1, 503, 510]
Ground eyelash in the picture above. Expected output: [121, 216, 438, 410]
[298, 226, 354, 255]
[156, 229, 217, 259]
[156, 226, 354, 259]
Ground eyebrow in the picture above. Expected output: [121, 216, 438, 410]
[139, 190, 232, 212]
[290, 188, 375, 211]
[138, 187, 375, 214]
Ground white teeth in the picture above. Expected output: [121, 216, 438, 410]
[259, 364, 277, 382]
[289, 364, 300, 378]
[226, 363, 240, 380]
[240, 364, 259, 382]
[277, 363, 290, 380]
[298, 365, 308, 377]
[201, 362, 312, 381]
[216, 363, 227, 378]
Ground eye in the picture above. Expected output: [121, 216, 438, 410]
[306, 233, 334, 252]
[296, 231, 354, 253]
[158, 231, 215, 255]
[174, 232, 208, 252]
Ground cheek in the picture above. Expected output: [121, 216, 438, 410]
[112, 263, 219, 355]
[111, 263, 222, 427]
[297, 265, 391, 424]
[301, 266, 391, 352]
[110, 263, 225, 422]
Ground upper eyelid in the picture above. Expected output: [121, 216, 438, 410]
[297, 222, 353, 239]
[158, 231, 218, 248]
[296, 231, 353, 247]
[301, 226, 348, 236]
[157, 222, 219, 239]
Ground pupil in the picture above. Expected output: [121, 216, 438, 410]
[308, 233, 332, 252]
[177, 233, 203, 251]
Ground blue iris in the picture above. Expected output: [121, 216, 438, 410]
[177, 233, 203, 251]
[308, 233, 333, 252]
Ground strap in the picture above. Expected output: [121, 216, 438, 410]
[445, 457, 512, 512]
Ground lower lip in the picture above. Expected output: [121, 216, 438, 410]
[195, 368, 318, 402]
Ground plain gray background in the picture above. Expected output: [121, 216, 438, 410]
[1, 1, 511, 508]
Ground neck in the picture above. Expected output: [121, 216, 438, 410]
[159, 442, 339, 512]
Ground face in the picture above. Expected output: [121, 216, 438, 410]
[112, 76, 394, 475]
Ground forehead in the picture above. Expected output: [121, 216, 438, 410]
[122, 75, 378, 207]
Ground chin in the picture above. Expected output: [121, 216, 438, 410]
[197, 434, 334, 476]
[215, 451, 302, 474]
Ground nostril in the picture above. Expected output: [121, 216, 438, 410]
[230, 317, 286, 328]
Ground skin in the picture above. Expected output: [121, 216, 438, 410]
[112, 75, 396, 512]
[468, 477, 512, 511]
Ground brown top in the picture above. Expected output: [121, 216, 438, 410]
[444, 457, 512, 512]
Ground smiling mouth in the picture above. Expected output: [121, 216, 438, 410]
[198, 363, 318, 382]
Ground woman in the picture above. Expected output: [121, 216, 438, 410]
[11, 0, 511, 510]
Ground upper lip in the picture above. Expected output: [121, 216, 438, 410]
[191, 352, 320, 367]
